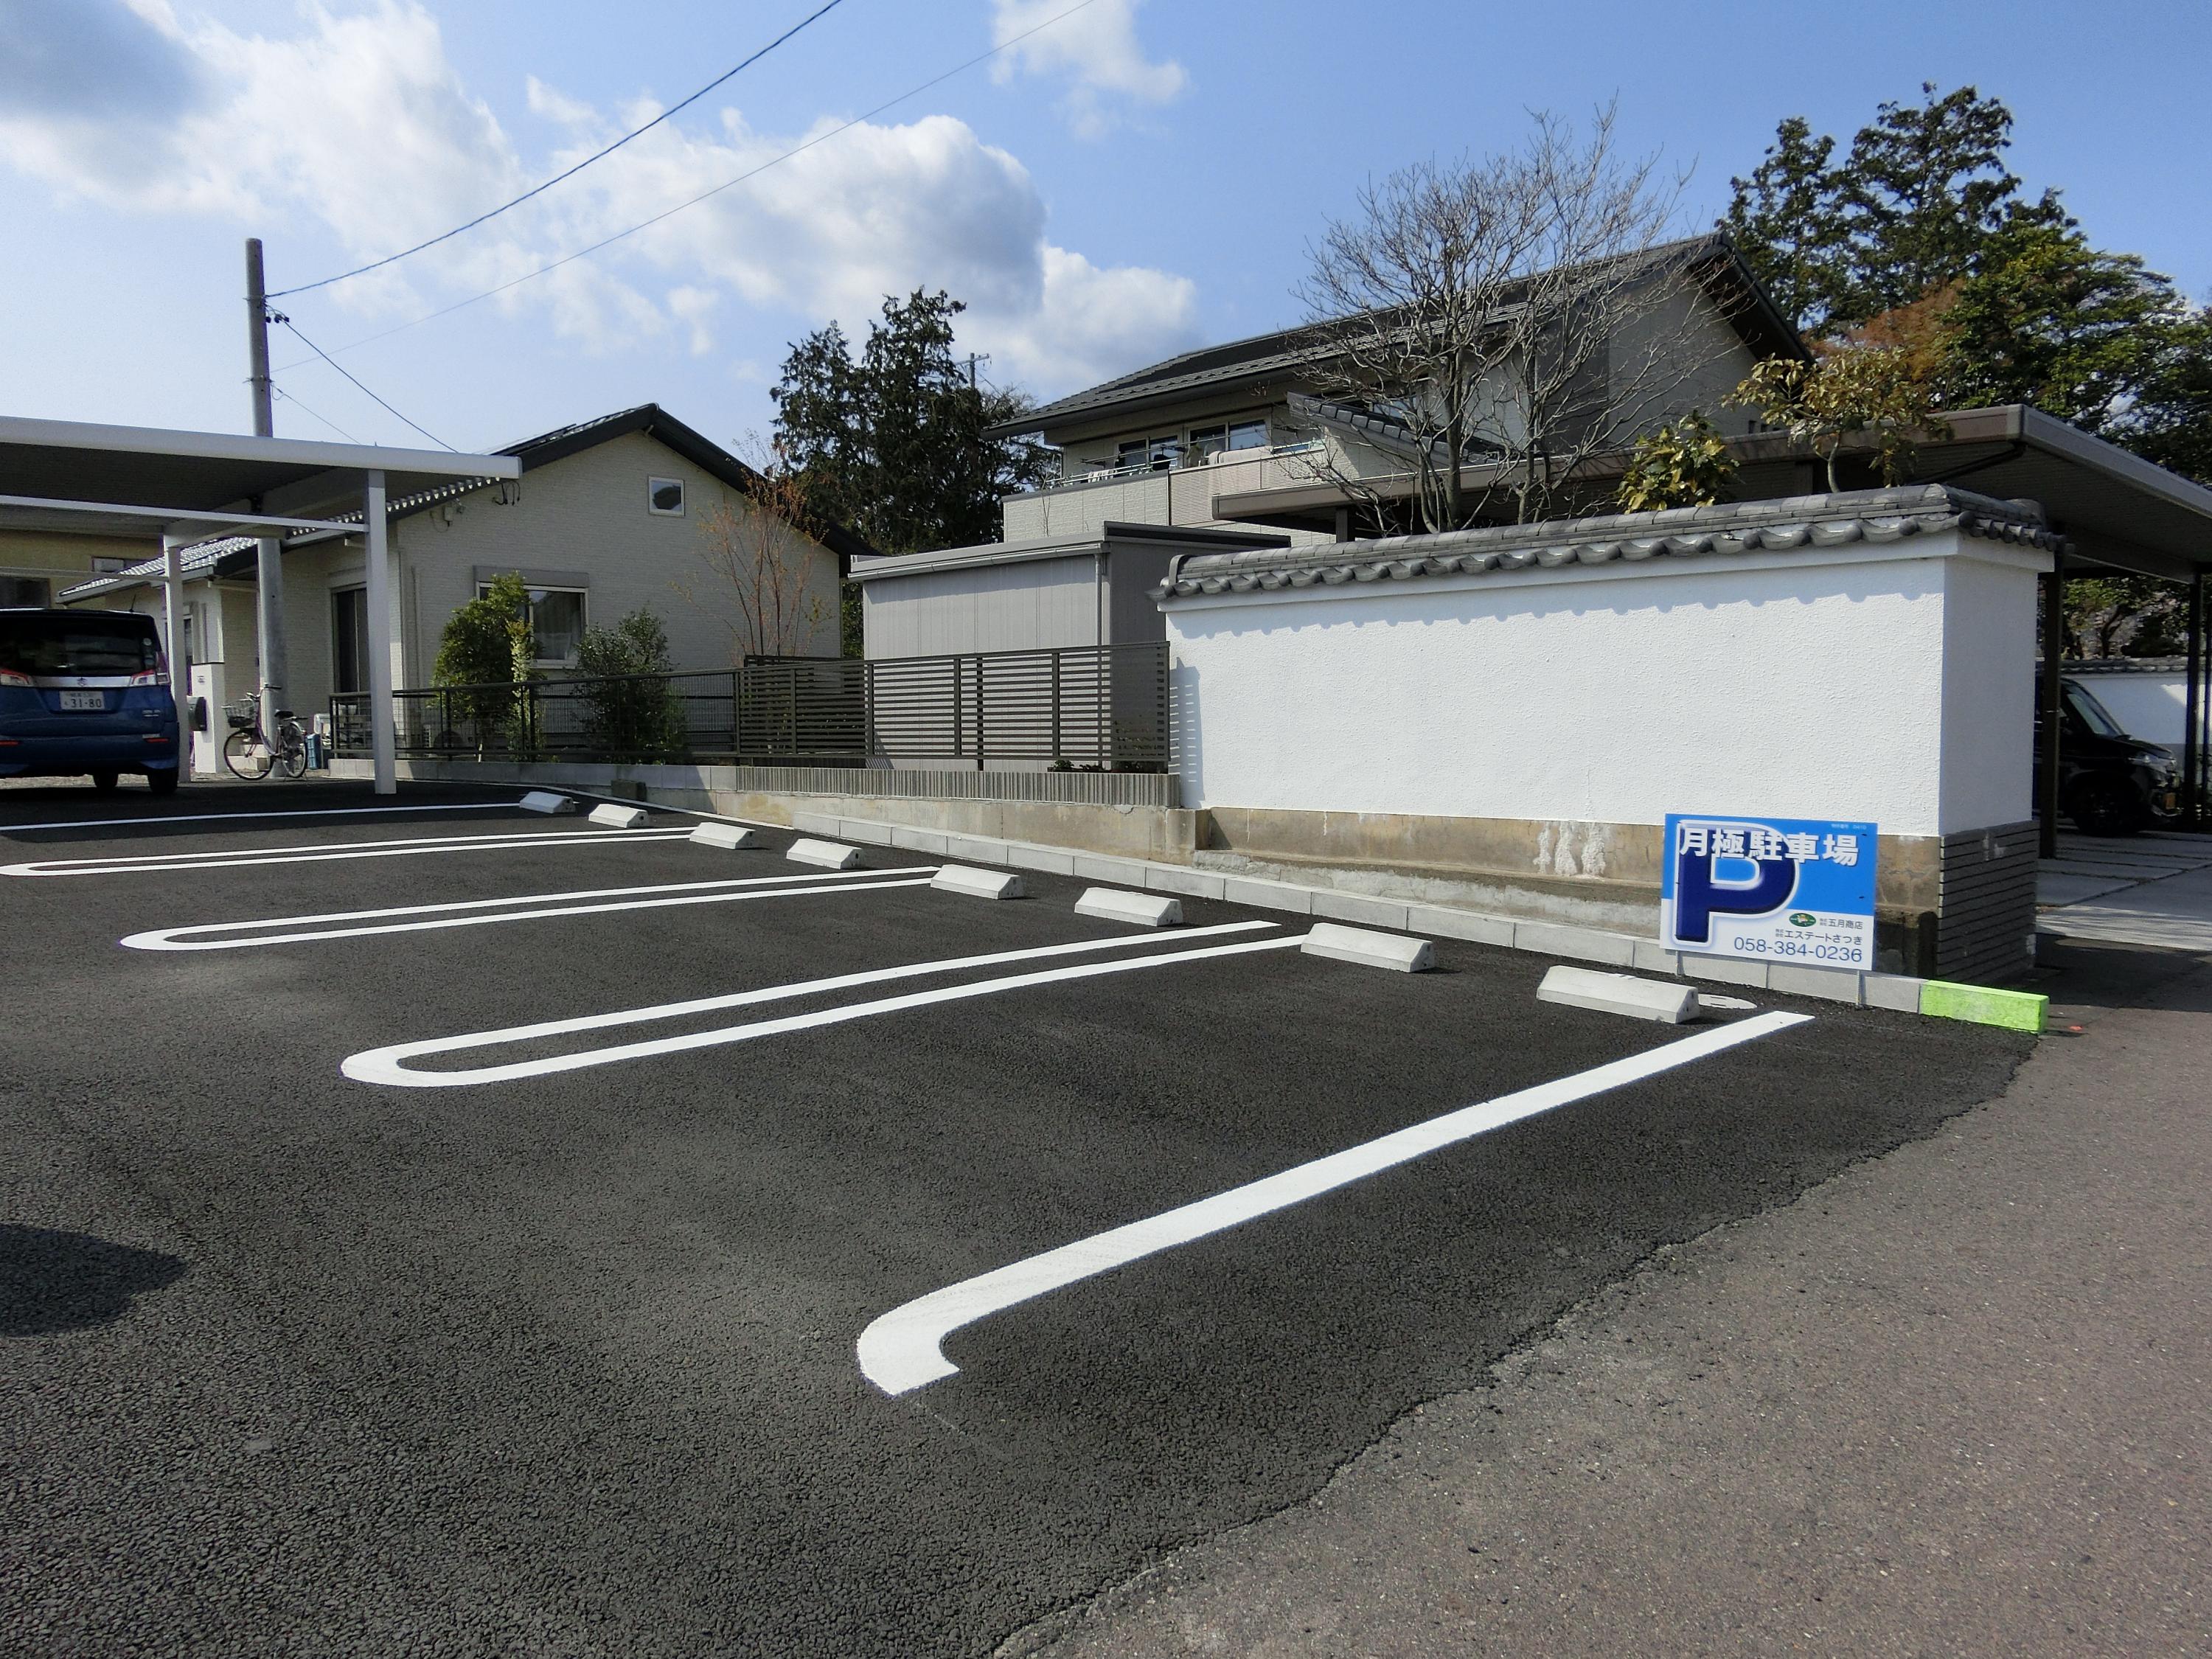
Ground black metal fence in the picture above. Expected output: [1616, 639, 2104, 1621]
[329, 641, 1169, 771]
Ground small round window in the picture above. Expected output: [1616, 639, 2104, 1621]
[648, 477, 686, 516]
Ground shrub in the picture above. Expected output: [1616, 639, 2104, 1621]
[574, 608, 686, 760]
[434, 571, 535, 755]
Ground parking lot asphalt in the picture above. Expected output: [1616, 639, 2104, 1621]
[1, 779, 2034, 1658]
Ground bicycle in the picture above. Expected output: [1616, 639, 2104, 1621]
[223, 692, 308, 780]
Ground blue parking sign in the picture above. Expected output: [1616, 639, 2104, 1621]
[1660, 813, 1879, 970]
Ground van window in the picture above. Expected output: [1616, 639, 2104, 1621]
[2065, 681, 2128, 739]
[0, 611, 160, 677]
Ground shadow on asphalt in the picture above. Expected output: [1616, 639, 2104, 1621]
[0, 1225, 188, 1337]
[0, 779, 532, 844]
[2042, 936, 2212, 1017]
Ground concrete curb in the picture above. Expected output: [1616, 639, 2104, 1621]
[787, 805, 1932, 1015]
[932, 866, 1026, 901]
[1074, 888, 1183, 928]
[787, 838, 863, 871]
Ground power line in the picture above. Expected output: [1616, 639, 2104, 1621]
[271, 382, 364, 443]
[277, 318, 456, 451]
[270, 0, 1102, 371]
[268, 0, 850, 299]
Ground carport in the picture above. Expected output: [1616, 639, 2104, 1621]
[1900, 408, 2212, 854]
[0, 416, 518, 793]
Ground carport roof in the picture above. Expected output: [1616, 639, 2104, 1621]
[1212, 405, 2212, 582]
[0, 415, 519, 541]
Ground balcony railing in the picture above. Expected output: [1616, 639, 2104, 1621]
[329, 641, 1171, 772]
[1028, 439, 1325, 493]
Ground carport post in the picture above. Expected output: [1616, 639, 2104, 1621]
[2039, 552, 2065, 860]
[255, 536, 286, 742]
[161, 535, 190, 776]
[364, 470, 396, 796]
[2186, 571, 2205, 830]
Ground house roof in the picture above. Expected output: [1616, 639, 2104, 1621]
[1152, 484, 2064, 602]
[994, 232, 1804, 440]
[346, 403, 877, 565]
[60, 403, 875, 600]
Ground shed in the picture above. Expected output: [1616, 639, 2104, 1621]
[851, 524, 1287, 660]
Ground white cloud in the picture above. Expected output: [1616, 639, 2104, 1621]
[0, 0, 1199, 392]
[667, 285, 719, 355]
[989, 0, 1186, 137]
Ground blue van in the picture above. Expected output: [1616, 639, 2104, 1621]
[0, 608, 181, 793]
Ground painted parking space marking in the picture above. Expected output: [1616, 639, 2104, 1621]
[341, 922, 1288, 1088]
[121, 866, 942, 951]
[856, 1009, 1815, 1397]
[0, 802, 533, 835]
[2, 826, 697, 877]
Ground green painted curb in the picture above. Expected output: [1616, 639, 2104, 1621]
[1919, 980, 2048, 1033]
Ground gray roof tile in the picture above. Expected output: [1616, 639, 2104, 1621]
[1152, 485, 2067, 602]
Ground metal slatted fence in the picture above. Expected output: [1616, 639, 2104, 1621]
[330, 641, 1168, 771]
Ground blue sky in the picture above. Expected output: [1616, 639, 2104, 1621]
[2, 0, 2206, 458]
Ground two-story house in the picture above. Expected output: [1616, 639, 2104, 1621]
[992, 232, 1804, 546]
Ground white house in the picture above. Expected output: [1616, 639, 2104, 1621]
[64, 405, 863, 752]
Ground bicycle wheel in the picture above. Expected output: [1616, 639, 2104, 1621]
[222, 727, 273, 780]
[275, 723, 309, 780]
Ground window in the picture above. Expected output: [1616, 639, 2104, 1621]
[0, 576, 50, 608]
[333, 587, 369, 694]
[1116, 437, 1183, 471]
[1186, 424, 1228, 461]
[0, 610, 159, 675]
[477, 582, 588, 667]
[1227, 418, 1269, 451]
[647, 476, 686, 516]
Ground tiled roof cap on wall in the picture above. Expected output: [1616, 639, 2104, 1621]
[1152, 485, 2067, 600]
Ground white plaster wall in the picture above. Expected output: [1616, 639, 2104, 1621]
[1167, 533, 2041, 838]
[2067, 671, 2191, 746]
[1937, 549, 2043, 829]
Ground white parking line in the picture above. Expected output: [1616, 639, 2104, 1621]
[855, 1009, 1815, 1397]
[121, 866, 942, 951]
[341, 922, 1289, 1088]
[0, 802, 527, 834]
[2, 827, 695, 877]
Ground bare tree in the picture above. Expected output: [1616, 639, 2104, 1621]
[1296, 106, 1727, 531]
[675, 439, 831, 661]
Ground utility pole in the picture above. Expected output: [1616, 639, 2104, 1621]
[246, 237, 276, 437]
[961, 352, 990, 391]
[246, 238, 288, 769]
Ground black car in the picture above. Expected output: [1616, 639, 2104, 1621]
[2034, 677, 2180, 836]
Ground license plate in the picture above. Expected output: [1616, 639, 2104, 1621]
[59, 690, 105, 711]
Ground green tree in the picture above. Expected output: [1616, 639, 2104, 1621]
[1828, 83, 2061, 324]
[1723, 84, 2062, 333]
[1940, 218, 2191, 431]
[771, 289, 1053, 557]
[2125, 310, 2212, 486]
[1731, 347, 1950, 490]
[434, 571, 535, 755]
[1722, 116, 1847, 332]
[1615, 411, 1737, 512]
[574, 607, 685, 760]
